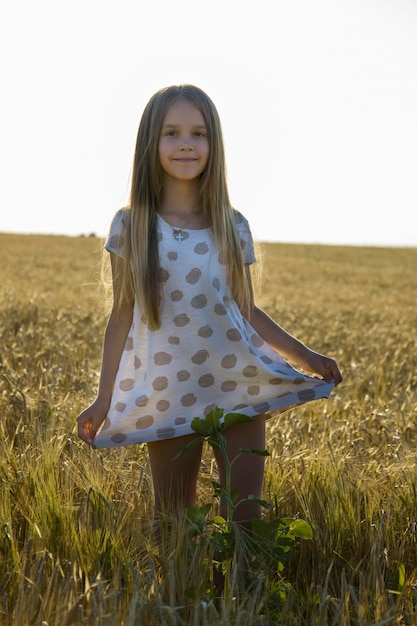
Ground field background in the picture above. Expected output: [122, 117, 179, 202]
[1, 233, 416, 625]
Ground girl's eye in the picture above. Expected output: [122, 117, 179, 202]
[162, 129, 207, 138]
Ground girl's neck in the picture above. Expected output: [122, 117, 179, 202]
[159, 179, 200, 217]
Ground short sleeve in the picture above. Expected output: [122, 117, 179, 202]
[233, 210, 256, 265]
[104, 209, 129, 259]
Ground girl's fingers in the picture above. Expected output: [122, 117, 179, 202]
[324, 360, 342, 385]
[77, 412, 96, 445]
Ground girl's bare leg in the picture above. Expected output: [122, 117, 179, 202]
[211, 415, 267, 593]
[213, 414, 267, 529]
[147, 433, 203, 519]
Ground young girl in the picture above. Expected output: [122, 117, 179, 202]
[77, 84, 342, 528]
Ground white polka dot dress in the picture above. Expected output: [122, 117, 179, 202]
[93, 209, 334, 448]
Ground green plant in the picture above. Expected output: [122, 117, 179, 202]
[177, 407, 313, 606]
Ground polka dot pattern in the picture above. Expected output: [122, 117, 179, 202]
[154, 352, 172, 366]
[136, 415, 154, 429]
[111, 433, 127, 444]
[124, 337, 134, 350]
[156, 400, 170, 412]
[174, 314, 190, 327]
[160, 268, 170, 282]
[181, 393, 197, 406]
[195, 242, 209, 255]
[135, 395, 148, 407]
[94, 209, 335, 448]
[186, 268, 201, 284]
[191, 350, 209, 365]
[119, 378, 135, 391]
[243, 365, 258, 377]
[152, 377, 168, 391]
[191, 294, 208, 309]
[157, 427, 176, 439]
[198, 374, 215, 388]
[227, 329, 242, 342]
[214, 303, 227, 315]
[222, 354, 237, 368]
[198, 325, 213, 338]
[222, 381, 237, 392]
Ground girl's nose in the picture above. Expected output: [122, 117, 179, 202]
[179, 136, 193, 150]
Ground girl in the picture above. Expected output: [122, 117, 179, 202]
[77, 84, 342, 527]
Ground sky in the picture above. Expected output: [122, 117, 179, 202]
[1, 0, 416, 247]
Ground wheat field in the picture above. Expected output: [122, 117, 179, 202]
[1, 232, 416, 625]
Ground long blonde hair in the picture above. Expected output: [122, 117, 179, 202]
[116, 84, 252, 329]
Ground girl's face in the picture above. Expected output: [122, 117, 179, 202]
[158, 100, 209, 183]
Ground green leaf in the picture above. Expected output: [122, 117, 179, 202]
[240, 448, 271, 457]
[205, 407, 224, 429]
[247, 494, 272, 509]
[186, 503, 212, 523]
[287, 519, 313, 540]
[223, 412, 256, 430]
[251, 517, 270, 539]
[398, 562, 405, 592]
[190, 417, 212, 436]
[211, 481, 225, 498]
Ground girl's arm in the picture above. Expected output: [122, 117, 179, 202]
[245, 267, 342, 385]
[77, 254, 134, 445]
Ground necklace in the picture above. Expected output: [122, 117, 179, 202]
[162, 209, 200, 243]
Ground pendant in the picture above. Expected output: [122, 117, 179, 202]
[173, 230, 184, 243]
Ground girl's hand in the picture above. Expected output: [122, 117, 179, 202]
[77, 398, 109, 445]
[299, 349, 342, 386]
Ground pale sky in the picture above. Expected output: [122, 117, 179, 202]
[1, 0, 416, 246]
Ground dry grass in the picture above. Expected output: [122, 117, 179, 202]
[1, 232, 417, 624]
